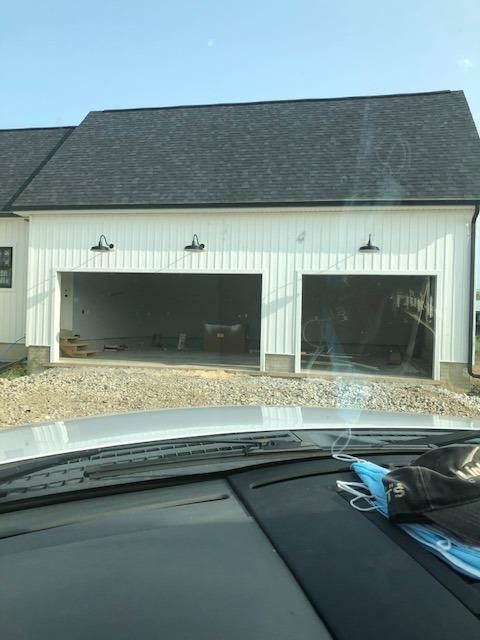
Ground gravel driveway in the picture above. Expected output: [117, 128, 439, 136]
[1, 366, 480, 429]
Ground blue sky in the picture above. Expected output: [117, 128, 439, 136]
[1, 0, 479, 130]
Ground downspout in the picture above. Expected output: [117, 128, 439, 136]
[468, 203, 480, 378]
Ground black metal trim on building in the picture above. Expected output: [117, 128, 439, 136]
[469, 203, 480, 378]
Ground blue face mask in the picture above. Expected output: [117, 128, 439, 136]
[336, 455, 480, 580]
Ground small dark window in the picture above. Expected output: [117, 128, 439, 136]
[0, 248, 13, 288]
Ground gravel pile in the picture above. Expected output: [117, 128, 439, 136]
[1, 366, 480, 429]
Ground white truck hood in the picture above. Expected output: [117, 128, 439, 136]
[0, 405, 479, 465]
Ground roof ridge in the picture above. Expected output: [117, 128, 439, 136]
[99, 90, 458, 115]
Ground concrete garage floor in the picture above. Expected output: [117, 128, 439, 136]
[301, 354, 431, 379]
[60, 348, 260, 372]
[58, 349, 429, 378]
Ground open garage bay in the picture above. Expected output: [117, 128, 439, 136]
[59, 273, 262, 371]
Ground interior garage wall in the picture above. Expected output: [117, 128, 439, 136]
[216, 275, 261, 345]
[70, 273, 219, 340]
[69, 273, 261, 345]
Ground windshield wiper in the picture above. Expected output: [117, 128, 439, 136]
[84, 443, 433, 481]
[0, 435, 303, 488]
[0, 449, 106, 487]
[179, 436, 304, 452]
[84, 439, 315, 480]
[0, 435, 435, 490]
[404, 429, 480, 449]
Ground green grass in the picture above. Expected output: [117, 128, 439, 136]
[0, 364, 28, 380]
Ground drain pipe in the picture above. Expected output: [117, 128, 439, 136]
[468, 203, 480, 378]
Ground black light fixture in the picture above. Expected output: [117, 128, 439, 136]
[359, 234, 380, 253]
[184, 234, 205, 251]
[90, 235, 114, 252]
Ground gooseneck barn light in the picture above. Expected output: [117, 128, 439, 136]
[90, 235, 115, 252]
[358, 234, 380, 253]
[184, 234, 205, 251]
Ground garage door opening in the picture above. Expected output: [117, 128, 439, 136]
[301, 275, 436, 378]
[59, 273, 262, 371]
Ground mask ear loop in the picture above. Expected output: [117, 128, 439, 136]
[336, 480, 377, 511]
[436, 537, 452, 551]
[332, 452, 361, 463]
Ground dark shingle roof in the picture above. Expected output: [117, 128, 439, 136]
[13, 91, 480, 209]
[0, 127, 73, 213]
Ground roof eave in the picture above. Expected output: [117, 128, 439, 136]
[0, 212, 20, 218]
[12, 197, 480, 212]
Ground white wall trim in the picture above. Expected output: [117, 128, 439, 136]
[294, 272, 303, 374]
[50, 271, 61, 362]
[259, 273, 266, 372]
[50, 268, 267, 369]
[17, 204, 476, 217]
[299, 269, 441, 276]
[53, 267, 265, 275]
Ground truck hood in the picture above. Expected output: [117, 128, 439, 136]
[1, 405, 479, 465]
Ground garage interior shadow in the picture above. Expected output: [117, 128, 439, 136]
[301, 275, 435, 379]
[59, 273, 262, 371]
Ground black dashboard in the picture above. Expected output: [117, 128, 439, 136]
[1, 454, 480, 639]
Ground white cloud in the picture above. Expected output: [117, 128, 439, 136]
[207, 39, 214, 48]
[458, 58, 474, 70]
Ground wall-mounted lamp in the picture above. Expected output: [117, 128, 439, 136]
[184, 234, 205, 251]
[358, 234, 380, 253]
[90, 235, 115, 252]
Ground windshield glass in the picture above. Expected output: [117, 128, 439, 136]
[0, 1, 480, 450]
[4, 7, 480, 640]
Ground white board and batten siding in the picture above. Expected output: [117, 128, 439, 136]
[0, 218, 28, 351]
[24, 205, 474, 376]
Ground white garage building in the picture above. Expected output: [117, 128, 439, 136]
[2, 90, 480, 388]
